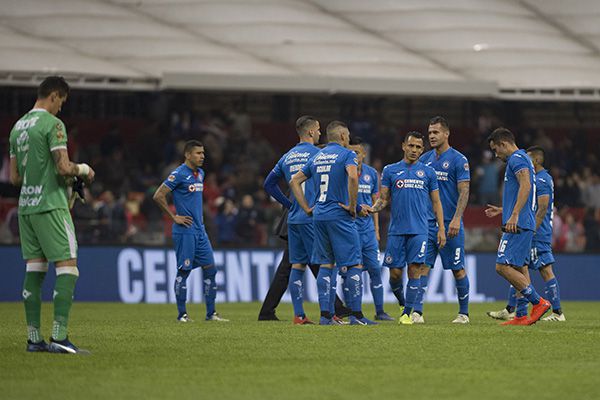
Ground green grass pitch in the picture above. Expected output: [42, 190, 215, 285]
[1, 302, 599, 400]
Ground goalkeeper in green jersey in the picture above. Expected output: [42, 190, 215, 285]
[9, 76, 95, 354]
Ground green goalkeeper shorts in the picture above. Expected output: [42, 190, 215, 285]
[18, 208, 78, 262]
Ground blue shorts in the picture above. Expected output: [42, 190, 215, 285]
[358, 229, 380, 269]
[528, 240, 555, 270]
[173, 230, 215, 271]
[312, 219, 361, 268]
[496, 229, 534, 267]
[383, 234, 427, 269]
[288, 223, 314, 265]
[425, 221, 465, 270]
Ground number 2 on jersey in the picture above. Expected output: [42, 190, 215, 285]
[318, 174, 329, 202]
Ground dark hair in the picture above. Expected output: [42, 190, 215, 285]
[38, 76, 70, 99]
[404, 131, 424, 143]
[429, 116, 449, 131]
[527, 145, 545, 162]
[184, 140, 203, 154]
[326, 120, 348, 135]
[349, 136, 363, 145]
[295, 115, 318, 135]
[487, 127, 515, 145]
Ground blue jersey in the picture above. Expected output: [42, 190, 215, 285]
[502, 150, 536, 231]
[302, 142, 358, 221]
[420, 147, 470, 222]
[272, 142, 320, 224]
[163, 163, 205, 234]
[535, 168, 554, 243]
[356, 164, 379, 233]
[381, 160, 439, 235]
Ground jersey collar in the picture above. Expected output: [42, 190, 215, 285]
[29, 108, 48, 113]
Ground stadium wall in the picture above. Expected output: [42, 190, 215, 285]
[0, 246, 598, 302]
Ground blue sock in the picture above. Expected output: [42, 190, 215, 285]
[545, 278, 562, 312]
[455, 275, 470, 316]
[390, 276, 405, 307]
[516, 297, 529, 318]
[174, 269, 190, 317]
[413, 274, 428, 314]
[368, 265, 384, 315]
[520, 284, 541, 305]
[329, 267, 338, 316]
[404, 278, 420, 315]
[347, 267, 363, 312]
[289, 268, 305, 317]
[317, 268, 334, 313]
[507, 286, 517, 309]
[203, 266, 217, 318]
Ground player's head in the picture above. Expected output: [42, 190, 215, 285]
[487, 127, 516, 161]
[37, 76, 70, 115]
[348, 144, 366, 167]
[527, 145, 545, 169]
[184, 140, 205, 168]
[402, 131, 425, 163]
[428, 116, 450, 149]
[326, 120, 350, 146]
[296, 115, 321, 145]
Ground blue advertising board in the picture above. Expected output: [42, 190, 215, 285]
[0, 246, 598, 303]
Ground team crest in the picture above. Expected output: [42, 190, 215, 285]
[464, 163, 469, 171]
[168, 174, 176, 182]
[395, 180, 405, 189]
[364, 174, 371, 183]
[184, 259, 191, 267]
[442, 161, 450, 170]
[416, 170, 425, 178]
[385, 255, 393, 264]
[56, 130, 64, 140]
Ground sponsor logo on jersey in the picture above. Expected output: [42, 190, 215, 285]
[395, 179, 405, 189]
[188, 183, 203, 192]
[56, 130, 64, 140]
[442, 161, 450, 169]
[464, 163, 469, 171]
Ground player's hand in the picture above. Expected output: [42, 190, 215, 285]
[84, 166, 96, 184]
[339, 203, 356, 218]
[484, 204, 502, 218]
[358, 205, 369, 217]
[437, 229, 447, 249]
[448, 217, 461, 238]
[505, 213, 519, 233]
[303, 206, 314, 216]
[362, 205, 375, 215]
[174, 215, 193, 227]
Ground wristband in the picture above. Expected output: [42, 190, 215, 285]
[77, 163, 90, 177]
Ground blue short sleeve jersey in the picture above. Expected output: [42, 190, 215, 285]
[420, 148, 470, 222]
[535, 169, 554, 243]
[302, 143, 358, 221]
[502, 150, 536, 231]
[271, 142, 320, 224]
[381, 160, 439, 235]
[356, 164, 379, 233]
[163, 163, 205, 234]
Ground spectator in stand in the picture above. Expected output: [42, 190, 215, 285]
[475, 150, 500, 205]
[583, 208, 600, 252]
[236, 194, 263, 245]
[215, 198, 238, 246]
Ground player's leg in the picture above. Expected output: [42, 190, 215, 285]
[441, 226, 470, 322]
[487, 285, 517, 320]
[313, 221, 336, 324]
[399, 234, 428, 324]
[413, 223, 438, 321]
[536, 242, 564, 321]
[196, 230, 227, 322]
[172, 233, 194, 321]
[361, 230, 390, 320]
[288, 223, 314, 323]
[18, 213, 49, 351]
[383, 235, 406, 309]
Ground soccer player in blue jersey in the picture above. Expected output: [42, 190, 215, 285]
[487, 146, 565, 322]
[365, 131, 446, 325]
[484, 128, 551, 325]
[153, 140, 228, 322]
[263, 116, 321, 324]
[290, 121, 375, 325]
[350, 144, 394, 321]
[416, 117, 471, 324]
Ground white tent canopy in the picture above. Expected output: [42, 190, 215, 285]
[1, 0, 599, 99]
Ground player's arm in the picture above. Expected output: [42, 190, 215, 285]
[430, 189, 446, 249]
[371, 193, 380, 241]
[367, 186, 389, 213]
[51, 149, 95, 183]
[341, 164, 358, 218]
[448, 181, 470, 238]
[152, 183, 193, 227]
[485, 204, 502, 218]
[505, 169, 531, 233]
[535, 194, 550, 231]
[9, 156, 21, 186]
[290, 171, 312, 215]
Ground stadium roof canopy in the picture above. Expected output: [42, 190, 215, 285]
[1, 0, 600, 100]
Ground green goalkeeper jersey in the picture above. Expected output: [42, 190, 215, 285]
[9, 108, 69, 215]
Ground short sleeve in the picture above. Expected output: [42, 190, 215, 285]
[371, 169, 380, 195]
[536, 175, 551, 197]
[301, 156, 314, 179]
[509, 153, 530, 175]
[163, 171, 179, 191]
[48, 119, 68, 152]
[345, 150, 359, 169]
[428, 167, 439, 193]
[9, 134, 15, 158]
[272, 155, 285, 178]
[381, 166, 392, 189]
[455, 156, 470, 182]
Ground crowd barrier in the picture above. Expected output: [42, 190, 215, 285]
[0, 246, 598, 302]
